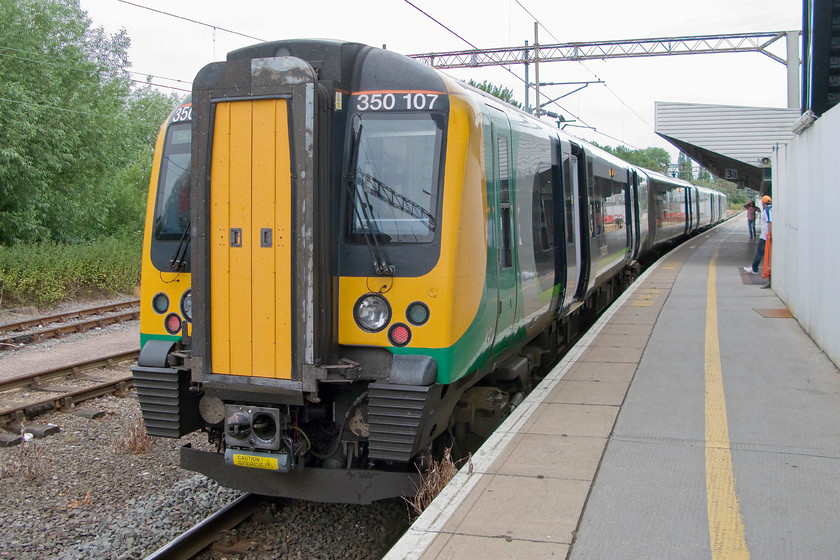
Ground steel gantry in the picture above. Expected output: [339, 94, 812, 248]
[409, 31, 801, 109]
[409, 31, 794, 67]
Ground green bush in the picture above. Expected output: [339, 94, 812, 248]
[0, 235, 141, 308]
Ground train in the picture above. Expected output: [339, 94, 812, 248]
[131, 39, 727, 504]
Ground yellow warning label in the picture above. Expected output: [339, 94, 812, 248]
[232, 453, 279, 470]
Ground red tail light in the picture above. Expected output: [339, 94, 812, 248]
[388, 323, 411, 347]
[164, 313, 182, 334]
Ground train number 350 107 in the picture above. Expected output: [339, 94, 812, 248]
[355, 93, 440, 112]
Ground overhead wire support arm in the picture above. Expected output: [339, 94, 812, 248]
[537, 80, 605, 107]
[408, 31, 798, 69]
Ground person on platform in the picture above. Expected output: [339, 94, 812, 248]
[744, 195, 772, 274]
[744, 200, 758, 238]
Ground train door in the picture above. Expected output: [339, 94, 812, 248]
[485, 107, 517, 355]
[624, 170, 639, 262]
[683, 187, 692, 235]
[564, 151, 584, 303]
[634, 170, 650, 253]
[570, 143, 591, 301]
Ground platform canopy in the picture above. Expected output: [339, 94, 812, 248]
[655, 101, 800, 191]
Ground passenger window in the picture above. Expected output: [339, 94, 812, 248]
[537, 167, 555, 250]
[564, 162, 575, 245]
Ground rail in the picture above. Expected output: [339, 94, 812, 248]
[143, 493, 262, 560]
[0, 299, 139, 335]
[0, 349, 140, 426]
[0, 303, 139, 352]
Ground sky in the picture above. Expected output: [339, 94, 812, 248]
[78, 0, 803, 161]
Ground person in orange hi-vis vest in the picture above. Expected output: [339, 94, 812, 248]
[744, 195, 772, 275]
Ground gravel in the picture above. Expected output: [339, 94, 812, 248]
[0, 304, 410, 559]
[0, 393, 237, 559]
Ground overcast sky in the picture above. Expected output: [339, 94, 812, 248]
[79, 0, 802, 160]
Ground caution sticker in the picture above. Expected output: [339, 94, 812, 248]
[232, 453, 279, 471]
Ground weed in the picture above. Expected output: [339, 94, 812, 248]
[0, 453, 9, 479]
[17, 439, 49, 482]
[404, 447, 472, 521]
[115, 415, 153, 455]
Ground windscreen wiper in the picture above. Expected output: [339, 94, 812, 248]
[358, 172, 435, 233]
[168, 220, 191, 272]
[343, 123, 394, 276]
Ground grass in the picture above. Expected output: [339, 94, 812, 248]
[0, 425, 50, 482]
[0, 234, 142, 309]
[114, 415, 154, 455]
[405, 447, 472, 521]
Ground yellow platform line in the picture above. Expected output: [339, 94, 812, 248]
[705, 246, 750, 559]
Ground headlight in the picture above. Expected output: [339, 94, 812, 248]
[353, 294, 391, 332]
[180, 289, 192, 323]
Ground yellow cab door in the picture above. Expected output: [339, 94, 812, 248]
[209, 99, 292, 379]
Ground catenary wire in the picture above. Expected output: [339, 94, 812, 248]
[402, 0, 595, 132]
[116, 0, 267, 43]
[514, 0, 655, 133]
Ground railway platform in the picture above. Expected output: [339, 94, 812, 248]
[386, 213, 840, 559]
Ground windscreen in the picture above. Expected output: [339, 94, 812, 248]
[350, 113, 444, 244]
[153, 122, 191, 241]
[149, 119, 191, 271]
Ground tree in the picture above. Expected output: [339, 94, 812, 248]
[467, 79, 522, 108]
[678, 152, 693, 181]
[591, 142, 671, 175]
[0, 0, 177, 243]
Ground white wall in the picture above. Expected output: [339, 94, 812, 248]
[773, 105, 840, 368]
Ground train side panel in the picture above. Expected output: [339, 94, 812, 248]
[696, 186, 713, 228]
[646, 174, 689, 248]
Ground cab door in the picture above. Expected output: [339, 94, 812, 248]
[208, 99, 293, 379]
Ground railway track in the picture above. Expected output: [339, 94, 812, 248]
[0, 299, 140, 351]
[143, 492, 408, 559]
[0, 349, 139, 438]
[144, 493, 263, 560]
